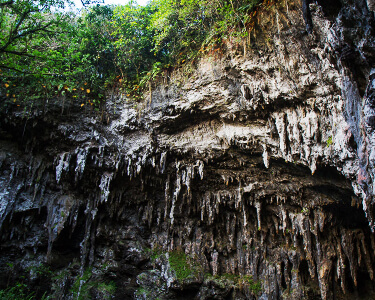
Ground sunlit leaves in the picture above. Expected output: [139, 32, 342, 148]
[0, 0, 264, 111]
[110, 3, 157, 82]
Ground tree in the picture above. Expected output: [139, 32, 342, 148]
[0, 0, 72, 73]
[0, 0, 110, 108]
[76, 5, 116, 82]
[111, 3, 157, 82]
[0, 0, 264, 109]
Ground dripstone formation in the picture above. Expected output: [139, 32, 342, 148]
[1, 0, 375, 299]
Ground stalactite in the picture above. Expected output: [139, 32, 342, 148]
[75, 147, 89, 182]
[55, 152, 71, 183]
[160, 151, 167, 174]
[263, 144, 270, 168]
[99, 172, 113, 203]
[169, 162, 181, 225]
[1, 2, 375, 298]
[255, 201, 262, 230]
[164, 175, 170, 221]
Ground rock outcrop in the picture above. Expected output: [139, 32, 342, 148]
[1, 0, 375, 299]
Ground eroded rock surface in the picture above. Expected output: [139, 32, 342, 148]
[1, 0, 375, 299]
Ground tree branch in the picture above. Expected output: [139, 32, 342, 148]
[0, 64, 56, 76]
[1, 49, 36, 57]
[0, 0, 14, 7]
[0, 64, 25, 73]
[0, 20, 54, 53]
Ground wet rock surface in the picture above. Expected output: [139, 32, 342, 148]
[1, 0, 375, 299]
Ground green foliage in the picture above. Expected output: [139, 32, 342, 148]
[97, 281, 117, 299]
[0, 263, 54, 300]
[205, 273, 262, 295]
[111, 4, 156, 78]
[168, 250, 192, 281]
[166, 249, 203, 281]
[0, 282, 35, 300]
[150, 0, 262, 56]
[27, 263, 53, 277]
[135, 286, 151, 298]
[0, 264, 116, 300]
[243, 275, 262, 294]
[1, 0, 264, 110]
[149, 246, 163, 262]
[0, 0, 105, 109]
[0, 0, 70, 64]
[70, 268, 93, 300]
[70, 268, 116, 300]
[0, 0, 81, 84]
[326, 136, 333, 147]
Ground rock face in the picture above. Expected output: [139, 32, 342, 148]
[1, 0, 375, 299]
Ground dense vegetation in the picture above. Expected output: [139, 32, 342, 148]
[0, 0, 264, 110]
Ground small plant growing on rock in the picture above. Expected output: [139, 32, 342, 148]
[326, 136, 333, 147]
[96, 281, 116, 298]
[205, 273, 262, 295]
[135, 286, 151, 298]
[69, 268, 116, 300]
[70, 268, 93, 299]
[168, 250, 193, 281]
[0, 282, 35, 300]
[150, 246, 163, 262]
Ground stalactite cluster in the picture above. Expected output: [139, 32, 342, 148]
[1, 0, 375, 299]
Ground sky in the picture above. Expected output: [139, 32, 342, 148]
[104, 0, 149, 5]
[73, 0, 149, 9]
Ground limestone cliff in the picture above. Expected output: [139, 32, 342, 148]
[1, 0, 375, 299]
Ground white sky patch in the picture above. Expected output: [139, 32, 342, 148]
[72, 0, 149, 9]
[105, 0, 149, 5]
